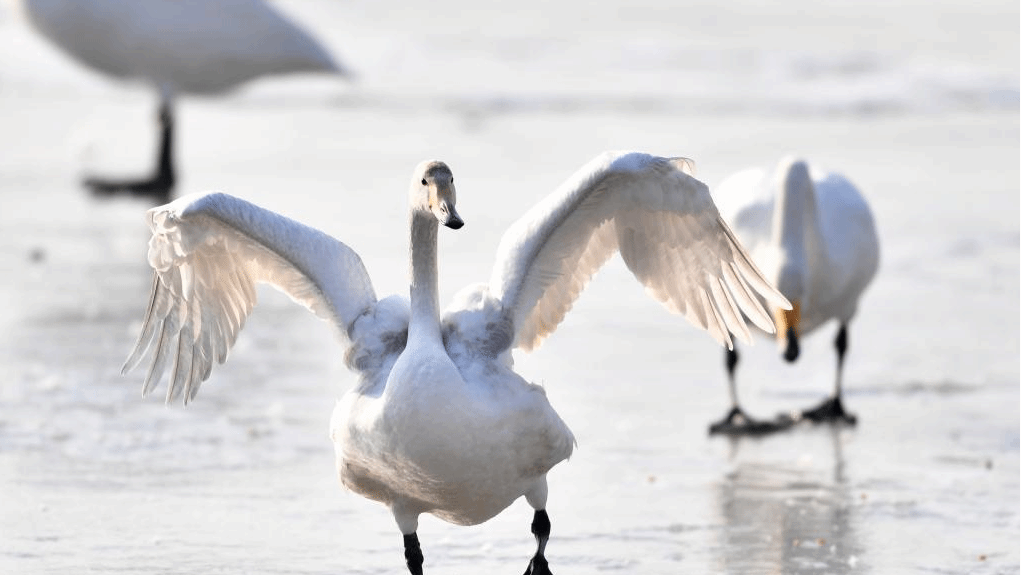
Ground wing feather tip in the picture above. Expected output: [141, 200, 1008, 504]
[141, 376, 158, 398]
[776, 291, 793, 310]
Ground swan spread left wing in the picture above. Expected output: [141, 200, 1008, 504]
[485, 151, 790, 352]
[122, 192, 376, 403]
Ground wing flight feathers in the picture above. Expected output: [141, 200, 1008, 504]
[122, 192, 377, 403]
[488, 151, 789, 353]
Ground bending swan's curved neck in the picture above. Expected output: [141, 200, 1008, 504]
[408, 210, 442, 342]
[771, 160, 822, 296]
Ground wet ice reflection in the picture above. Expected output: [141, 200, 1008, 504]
[714, 430, 861, 574]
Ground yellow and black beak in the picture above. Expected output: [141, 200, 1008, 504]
[775, 301, 801, 362]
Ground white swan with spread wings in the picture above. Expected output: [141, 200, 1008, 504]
[122, 151, 789, 575]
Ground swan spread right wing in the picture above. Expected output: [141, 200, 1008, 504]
[122, 192, 377, 403]
[488, 151, 790, 352]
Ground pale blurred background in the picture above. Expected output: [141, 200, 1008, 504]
[0, 1, 1017, 573]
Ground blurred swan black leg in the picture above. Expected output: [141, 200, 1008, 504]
[709, 346, 794, 435]
[83, 102, 176, 204]
[403, 533, 424, 575]
[799, 323, 857, 425]
[523, 509, 553, 575]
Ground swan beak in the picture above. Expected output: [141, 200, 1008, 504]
[783, 328, 800, 362]
[436, 194, 463, 229]
[428, 176, 463, 229]
[443, 207, 464, 229]
[775, 301, 801, 362]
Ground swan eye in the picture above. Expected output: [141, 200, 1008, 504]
[421, 178, 427, 186]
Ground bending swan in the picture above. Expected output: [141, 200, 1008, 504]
[122, 151, 789, 574]
[709, 156, 880, 435]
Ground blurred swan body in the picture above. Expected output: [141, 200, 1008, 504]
[15, 0, 342, 96]
[122, 151, 788, 573]
[12, 0, 344, 201]
[710, 156, 880, 434]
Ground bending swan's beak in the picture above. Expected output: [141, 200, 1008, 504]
[775, 301, 801, 362]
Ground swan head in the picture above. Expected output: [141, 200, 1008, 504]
[774, 300, 801, 362]
[411, 160, 463, 229]
[757, 245, 804, 357]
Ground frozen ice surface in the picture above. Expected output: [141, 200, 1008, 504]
[0, 0, 1017, 573]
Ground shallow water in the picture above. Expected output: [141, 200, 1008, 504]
[0, 1, 1018, 573]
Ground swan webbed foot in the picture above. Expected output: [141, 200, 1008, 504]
[403, 533, 424, 575]
[523, 553, 552, 575]
[523, 509, 553, 575]
[708, 406, 796, 436]
[83, 173, 173, 204]
[796, 395, 857, 425]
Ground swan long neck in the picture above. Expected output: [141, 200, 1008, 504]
[408, 210, 442, 343]
[771, 159, 822, 300]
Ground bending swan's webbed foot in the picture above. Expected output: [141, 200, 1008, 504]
[796, 395, 857, 425]
[708, 406, 796, 436]
[403, 533, 424, 575]
[523, 510, 554, 575]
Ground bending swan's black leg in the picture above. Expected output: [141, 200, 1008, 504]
[799, 323, 857, 425]
[403, 533, 424, 575]
[523, 510, 553, 575]
[84, 102, 176, 204]
[709, 345, 794, 435]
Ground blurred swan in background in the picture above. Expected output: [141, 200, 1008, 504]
[121, 151, 788, 574]
[709, 156, 880, 435]
[11, 0, 345, 202]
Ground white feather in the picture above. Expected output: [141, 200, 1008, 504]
[14, 0, 342, 97]
[713, 156, 880, 335]
[122, 192, 377, 402]
[488, 151, 788, 351]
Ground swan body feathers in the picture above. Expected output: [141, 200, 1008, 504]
[713, 156, 879, 336]
[123, 151, 789, 536]
[15, 0, 342, 97]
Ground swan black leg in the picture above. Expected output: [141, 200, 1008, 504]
[709, 345, 794, 435]
[523, 510, 553, 575]
[84, 102, 175, 204]
[403, 533, 424, 575]
[798, 323, 857, 425]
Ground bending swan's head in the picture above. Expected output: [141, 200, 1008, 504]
[775, 300, 801, 362]
[411, 160, 463, 229]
